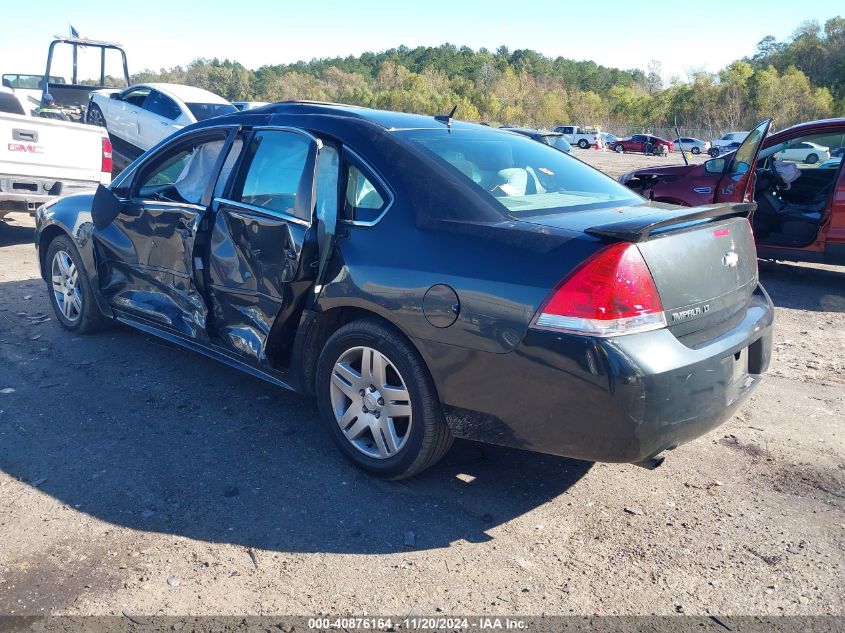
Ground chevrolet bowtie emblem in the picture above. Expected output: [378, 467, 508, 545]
[722, 251, 739, 268]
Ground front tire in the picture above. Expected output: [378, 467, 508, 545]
[709, 148, 720, 158]
[87, 103, 106, 127]
[614, 144, 624, 153]
[45, 235, 109, 333]
[316, 319, 453, 479]
[805, 153, 818, 164]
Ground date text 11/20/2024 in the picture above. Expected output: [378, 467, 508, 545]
[307, 617, 527, 630]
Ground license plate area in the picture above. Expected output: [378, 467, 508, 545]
[731, 347, 749, 384]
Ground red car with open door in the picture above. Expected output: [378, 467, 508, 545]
[620, 118, 845, 265]
[612, 134, 674, 155]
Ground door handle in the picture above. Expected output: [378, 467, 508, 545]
[693, 187, 713, 194]
[160, 121, 169, 125]
[12, 128, 38, 142]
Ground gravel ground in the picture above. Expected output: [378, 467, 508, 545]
[0, 150, 843, 618]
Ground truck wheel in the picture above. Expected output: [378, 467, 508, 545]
[45, 235, 110, 334]
[87, 104, 106, 127]
[316, 318, 453, 479]
[578, 139, 589, 149]
[805, 153, 818, 164]
[614, 145, 624, 153]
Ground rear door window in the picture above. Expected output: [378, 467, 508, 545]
[143, 90, 182, 120]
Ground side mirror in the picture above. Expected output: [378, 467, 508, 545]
[109, 92, 118, 100]
[704, 158, 726, 175]
[91, 184, 125, 229]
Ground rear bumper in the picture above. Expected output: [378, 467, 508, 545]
[417, 286, 774, 463]
[0, 176, 99, 214]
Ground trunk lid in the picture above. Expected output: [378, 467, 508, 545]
[520, 201, 759, 340]
[635, 216, 758, 340]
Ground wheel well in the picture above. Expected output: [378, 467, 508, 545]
[297, 306, 409, 396]
[37, 225, 68, 280]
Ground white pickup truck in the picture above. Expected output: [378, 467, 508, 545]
[552, 125, 604, 149]
[0, 87, 111, 217]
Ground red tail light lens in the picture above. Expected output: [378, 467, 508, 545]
[532, 242, 666, 336]
[101, 137, 113, 174]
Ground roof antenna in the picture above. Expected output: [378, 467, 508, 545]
[435, 105, 458, 131]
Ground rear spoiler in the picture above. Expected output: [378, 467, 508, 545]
[585, 203, 756, 243]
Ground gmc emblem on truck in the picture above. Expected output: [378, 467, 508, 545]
[672, 304, 711, 323]
[7, 143, 43, 154]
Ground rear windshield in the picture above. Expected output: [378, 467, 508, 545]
[186, 102, 237, 121]
[2, 74, 65, 89]
[395, 128, 641, 216]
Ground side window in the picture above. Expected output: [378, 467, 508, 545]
[143, 91, 182, 120]
[343, 162, 388, 223]
[233, 130, 313, 220]
[136, 136, 227, 205]
[123, 89, 150, 107]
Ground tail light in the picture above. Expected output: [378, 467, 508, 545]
[532, 242, 666, 336]
[101, 137, 113, 174]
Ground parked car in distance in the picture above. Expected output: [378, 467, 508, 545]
[619, 117, 845, 265]
[35, 102, 773, 479]
[773, 140, 830, 165]
[87, 83, 237, 162]
[552, 125, 603, 149]
[601, 132, 618, 147]
[232, 101, 270, 111]
[1, 87, 112, 218]
[612, 134, 674, 155]
[501, 127, 573, 153]
[673, 137, 710, 155]
[712, 131, 749, 150]
[709, 141, 742, 157]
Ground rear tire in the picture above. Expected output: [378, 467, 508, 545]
[316, 318, 453, 479]
[578, 139, 589, 149]
[45, 235, 109, 334]
[691, 146, 701, 155]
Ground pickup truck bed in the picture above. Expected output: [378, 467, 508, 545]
[1, 108, 111, 216]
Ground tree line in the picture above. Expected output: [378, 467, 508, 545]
[131, 16, 845, 138]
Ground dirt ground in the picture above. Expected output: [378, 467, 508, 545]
[0, 149, 843, 618]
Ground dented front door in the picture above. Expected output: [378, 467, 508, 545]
[206, 127, 322, 363]
[96, 129, 233, 338]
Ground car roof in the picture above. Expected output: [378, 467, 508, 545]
[241, 101, 487, 131]
[139, 83, 231, 104]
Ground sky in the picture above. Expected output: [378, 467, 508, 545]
[0, 0, 842, 83]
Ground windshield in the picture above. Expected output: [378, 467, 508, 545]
[395, 128, 641, 216]
[186, 102, 237, 121]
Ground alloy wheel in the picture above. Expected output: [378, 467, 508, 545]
[88, 107, 105, 127]
[51, 250, 82, 323]
[329, 346, 413, 459]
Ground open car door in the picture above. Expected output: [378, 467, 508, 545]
[206, 127, 326, 365]
[714, 118, 772, 203]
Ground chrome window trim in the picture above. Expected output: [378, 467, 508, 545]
[340, 146, 395, 228]
[214, 197, 311, 228]
[138, 200, 207, 212]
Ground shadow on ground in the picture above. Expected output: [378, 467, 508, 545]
[0, 219, 35, 247]
[0, 278, 592, 555]
[759, 260, 845, 313]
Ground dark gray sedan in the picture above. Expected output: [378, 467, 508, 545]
[34, 102, 773, 479]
